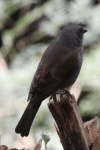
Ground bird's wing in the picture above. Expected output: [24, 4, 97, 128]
[37, 50, 79, 97]
[27, 63, 44, 101]
[27, 46, 79, 101]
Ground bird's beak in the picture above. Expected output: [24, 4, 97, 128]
[83, 29, 87, 33]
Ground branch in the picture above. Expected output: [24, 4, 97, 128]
[48, 93, 89, 150]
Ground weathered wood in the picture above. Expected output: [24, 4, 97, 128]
[84, 117, 100, 150]
[34, 139, 42, 150]
[48, 93, 89, 150]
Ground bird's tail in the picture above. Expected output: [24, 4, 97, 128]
[15, 100, 42, 137]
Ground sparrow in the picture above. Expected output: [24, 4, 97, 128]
[15, 23, 87, 137]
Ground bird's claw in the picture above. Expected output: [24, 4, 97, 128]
[56, 89, 73, 99]
[49, 93, 57, 104]
[49, 89, 73, 103]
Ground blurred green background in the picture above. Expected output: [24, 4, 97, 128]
[0, 0, 100, 149]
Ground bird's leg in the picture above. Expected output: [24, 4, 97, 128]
[49, 90, 64, 101]
[56, 89, 72, 98]
[49, 95, 53, 101]
[49, 89, 72, 103]
[56, 89, 66, 96]
[49, 93, 57, 104]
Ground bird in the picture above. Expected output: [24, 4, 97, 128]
[15, 23, 87, 137]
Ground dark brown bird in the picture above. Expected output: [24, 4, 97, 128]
[15, 23, 87, 137]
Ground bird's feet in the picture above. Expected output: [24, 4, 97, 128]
[49, 89, 72, 101]
[56, 89, 72, 98]
[49, 93, 56, 101]
[49, 93, 57, 104]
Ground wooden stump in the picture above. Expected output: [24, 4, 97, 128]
[48, 93, 89, 150]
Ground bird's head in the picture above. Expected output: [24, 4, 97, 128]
[57, 23, 87, 48]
